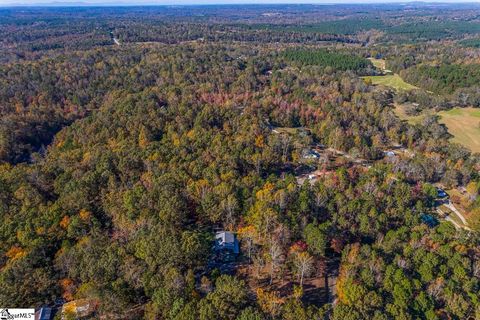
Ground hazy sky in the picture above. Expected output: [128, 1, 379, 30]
[1, 0, 479, 6]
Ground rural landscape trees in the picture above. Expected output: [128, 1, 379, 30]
[0, 3, 479, 319]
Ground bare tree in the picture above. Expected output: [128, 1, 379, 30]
[221, 194, 238, 230]
[314, 191, 328, 209]
[427, 278, 444, 300]
[238, 225, 256, 262]
[280, 134, 291, 162]
[293, 251, 314, 287]
[473, 260, 480, 278]
[274, 189, 288, 212]
[252, 254, 265, 279]
[268, 241, 283, 285]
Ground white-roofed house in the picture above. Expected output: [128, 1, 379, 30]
[214, 231, 240, 255]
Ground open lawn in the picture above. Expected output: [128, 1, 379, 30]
[393, 105, 480, 153]
[272, 127, 309, 135]
[438, 107, 480, 153]
[368, 57, 386, 70]
[365, 58, 416, 91]
[368, 57, 392, 73]
[362, 74, 418, 91]
[393, 103, 426, 125]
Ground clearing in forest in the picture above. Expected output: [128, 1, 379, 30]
[368, 58, 386, 70]
[272, 127, 307, 135]
[364, 57, 417, 91]
[363, 74, 418, 91]
[393, 103, 427, 125]
[438, 107, 480, 153]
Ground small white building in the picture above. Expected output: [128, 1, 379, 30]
[302, 149, 320, 159]
[214, 231, 239, 254]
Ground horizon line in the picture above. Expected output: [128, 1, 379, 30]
[2, 1, 480, 8]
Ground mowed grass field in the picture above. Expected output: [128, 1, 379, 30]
[365, 57, 418, 91]
[368, 57, 386, 70]
[438, 107, 480, 153]
[363, 74, 419, 91]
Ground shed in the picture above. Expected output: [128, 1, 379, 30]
[214, 231, 240, 254]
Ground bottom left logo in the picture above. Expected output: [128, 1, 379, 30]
[0, 309, 35, 320]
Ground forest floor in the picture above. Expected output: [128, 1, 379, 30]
[237, 256, 340, 306]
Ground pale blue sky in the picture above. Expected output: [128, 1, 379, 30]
[1, 0, 479, 5]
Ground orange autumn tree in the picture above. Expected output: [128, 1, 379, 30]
[79, 209, 92, 222]
[336, 243, 360, 305]
[60, 216, 71, 229]
[5, 246, 26, 261]
[60, 278, 76, 301]
[256, 288, 284, 318]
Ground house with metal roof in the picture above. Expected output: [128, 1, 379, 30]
[214, 231, 239, 255]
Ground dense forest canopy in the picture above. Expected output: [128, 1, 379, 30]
[400, 64, 480, 94]
[282, 49, 373, 73]
[0, 3, 480, 320]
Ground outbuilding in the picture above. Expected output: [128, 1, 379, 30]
[214, 231, 240, 255]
